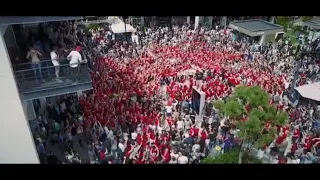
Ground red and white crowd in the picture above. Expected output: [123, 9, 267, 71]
[35, 22, 320, 164]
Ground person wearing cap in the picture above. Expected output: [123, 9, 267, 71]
[67, 46, 84, 84]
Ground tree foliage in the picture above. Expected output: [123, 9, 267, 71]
[302, 16, 313, 22]
[276, 16, 291, 32]
[87, 23, 100, 30]
[202, 149, 262, 164]
[292, 25, 302, 33]
[214, 86, 289, 149]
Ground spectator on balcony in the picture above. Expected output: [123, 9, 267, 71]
[50, 46, 61, 81]
[67, 46, 83, 84]
[26, 46, 44, 83]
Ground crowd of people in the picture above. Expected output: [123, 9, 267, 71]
[31, 19, 320, 164]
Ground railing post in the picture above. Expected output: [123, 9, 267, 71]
[46, 61, 50, 79]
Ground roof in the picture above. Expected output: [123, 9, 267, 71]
[0, 16, 83, 25]
[111, 22, 136, 34]
[229, 19, 283, 37]
[295, 82, 320, 101]
[303, 18, 320, 30]
[231, 19, 283, 32]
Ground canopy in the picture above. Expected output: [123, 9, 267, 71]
[295, 82, 320, 101]
[0, 16, 83, 25]
[111, 22, 136, 34]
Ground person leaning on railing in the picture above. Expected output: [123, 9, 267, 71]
[67, 46, 86, 84]
[26, 46, 44, 83]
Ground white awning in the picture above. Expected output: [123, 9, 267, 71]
[295, 82, 320, 101]
[0, 16, 83, 25]
[111, 22, 136, 34]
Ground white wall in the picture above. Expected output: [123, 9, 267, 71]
[22, 100, 37, 121]
[0, 33, 39, 163]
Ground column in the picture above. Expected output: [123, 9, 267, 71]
[77, 91, 83, 99]
[270, 16, 275, 23]
[140, 16, 145, 28]
[0, 34, 39, 163]
[195, 16, 200, 30]
[220, 16, 227, 28]
[207, 16, 213, 29]
[22, 100, 37, 121]
[259, 35, 265, 45]
[187, 16, 190, 24]
[39, 97, 46, 107]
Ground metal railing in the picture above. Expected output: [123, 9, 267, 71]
[13, 59, 91, 93]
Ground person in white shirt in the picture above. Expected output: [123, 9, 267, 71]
[166, 105, 173, 116]
[50, 46, 60, 80]
[184, 118, 191, 130]
[67, 46, 83, 83]
[118, 140, 125, 153]
[176, 119, 184, 132]
[177, 153, 189, 164]
[131, 131, 137, 140]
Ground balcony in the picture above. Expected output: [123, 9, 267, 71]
[14, 59, 93, 100]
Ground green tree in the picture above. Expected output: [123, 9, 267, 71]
[202, 149, 262, 164]
[214, 86, 288, 164]
[292, 25, 302, 33]
[302, 16, 313, 22]
[276, 16, 291, 32]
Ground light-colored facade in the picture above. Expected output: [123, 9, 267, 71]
[0, 28, 39, 163]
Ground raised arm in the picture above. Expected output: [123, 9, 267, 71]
[26, 51, 30, 59]
[37, 50, 42, 57]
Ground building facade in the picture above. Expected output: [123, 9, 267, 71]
[0, 28, 39, 163]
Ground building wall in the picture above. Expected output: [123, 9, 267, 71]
[0, 32, 39, 163]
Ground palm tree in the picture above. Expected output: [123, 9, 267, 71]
[214, 86, 288, 164]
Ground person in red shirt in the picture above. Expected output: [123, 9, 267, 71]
[292, 126, 300, 143]
[275, 130, 288, 145]
[161, 147, 171, 163]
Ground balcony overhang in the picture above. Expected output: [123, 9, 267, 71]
[229, 19, 283, 37]
[20, 82, 93, 101]
[0, 16, 83, 25]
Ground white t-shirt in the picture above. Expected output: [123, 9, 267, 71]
[136, 127, 142, 134]
[131, 35, 139, 45]
[192, 144, 200, 152]
[184, 120, 191, 129]
[67, 50, 82, 68]
[166, 106, 173, 114]
[60, 102, 66, 113]
[177, 155, 188, 164]
[123, 133, 129, 141]
[118, 143, 125, 152]
[157, 126, 163, 134]
[104, 126, 109, 135]
[177, 121, 184, 130]
[131, 132, 137, 140]
[50, 51, 59, 66]
[67, 154, 74, 161]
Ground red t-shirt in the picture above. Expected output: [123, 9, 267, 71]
[201, 131, 208, 141]
[276, 133, 287, 144]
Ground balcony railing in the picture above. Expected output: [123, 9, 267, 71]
[13, 59, 92, 93]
